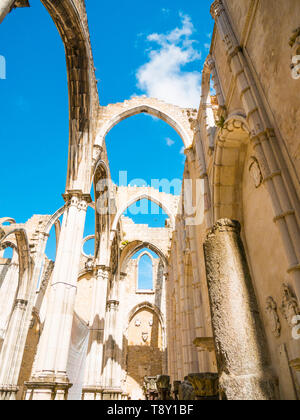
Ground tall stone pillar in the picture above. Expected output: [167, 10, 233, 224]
[83, 266, 110, 401]
[25, 192, 91, 400]
[101, 272, 127, 400]
[203, 219, 277, 400]
[102, 299, 122, 399]
[0, 299, 29, 400]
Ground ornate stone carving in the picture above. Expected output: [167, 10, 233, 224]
[280, 284, 300, 328]
[173, 381, 181, 400]
[289, 27, 300, 49]
[188, 373, 219, 400]
[156, 375, 171, 400]
[265, 297, 281, 338]
[249, 156, 263, 188]
[289, 28, 300, 80]
[210, 0, 225, 20]
[14, 299, 28, 310]
[85, 258, 94, 271]
[178, 377, 195, 401]
[143, 376, 158, 400]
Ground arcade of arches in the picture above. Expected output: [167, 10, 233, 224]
[1, 0, 300, 401]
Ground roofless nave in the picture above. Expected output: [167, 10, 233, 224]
[0, 0, 300, 400]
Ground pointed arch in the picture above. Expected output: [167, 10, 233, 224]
[112, 193, 175, 232]
[137, 252, 154, 291]
[96, 97, 197, 150]
[126, 302, 166, 350]
[213, 114, 251, 222]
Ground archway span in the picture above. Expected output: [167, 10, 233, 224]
[213, 115, 251, 222]
[39, 0, 98, 191]
[120, 240, 168, 273]
[96, 97, 197, 150]
[112, 193, 176, 232]
[136, 250, 156, 264]
[0, 224, 31, 298]
[0, 223, 34, 391]
[126, 302, 166, 349]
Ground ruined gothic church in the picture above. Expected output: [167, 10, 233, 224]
[0, 0, 300, 401]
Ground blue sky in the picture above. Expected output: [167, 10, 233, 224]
[0, 0, 214, 259]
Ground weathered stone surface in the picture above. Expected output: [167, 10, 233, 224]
[188, 373, 219, 400]
[203, 219, 277, 400]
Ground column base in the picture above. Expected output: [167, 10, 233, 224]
[82, 386, 104, 400]
[102, 387, 123, 400]
[0, 385, 19, 401]
[24, 376, 73, 401]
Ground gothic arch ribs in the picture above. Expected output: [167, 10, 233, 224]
[41, 0, 98, 190]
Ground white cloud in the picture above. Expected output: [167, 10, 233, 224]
[166, 137, 175, 146]
[135, 13, 202, 109]
[180, 146, 185, 155]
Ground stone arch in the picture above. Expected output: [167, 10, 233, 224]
[40, 0, 99, 191]
[2, 0, 99, 192]
[120, 241, 168, 274]
[123, 301, 167, 399]
[127, 302, 166, 350]
[95, 97, 197, 149]
[0, 223, 34, 393]
[81, 234, 95, 258]
[45, 202, 95, 237]
[0, 240, 18, 261]
[0, 225, 31, 299]
[213, 115, 251, 222]
[112, 193, 176, 232]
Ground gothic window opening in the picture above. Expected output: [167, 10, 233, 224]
[138, 253, 153, 291]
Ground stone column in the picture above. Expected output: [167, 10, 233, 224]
[211, 0, 300, 303]
[0, 0, 15, 23]
[82, 266, 110, 401]
[0, 299, 29, 400]
[112, 272, 127, 388]
[203, 219, 277, 400]
[25, 191, 91, 400]
[102, 299, 122, 399]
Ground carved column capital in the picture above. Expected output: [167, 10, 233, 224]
[63, 190, 92, 211]
[96, 265, 111, 273]
[206, 54, 216, 71]
[188, 373, 219, 400]
[210, 0, 225, 20]
[207, 218, 241, 237]
[14, 299, 28, 310]
[106, 300, 119, 311]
